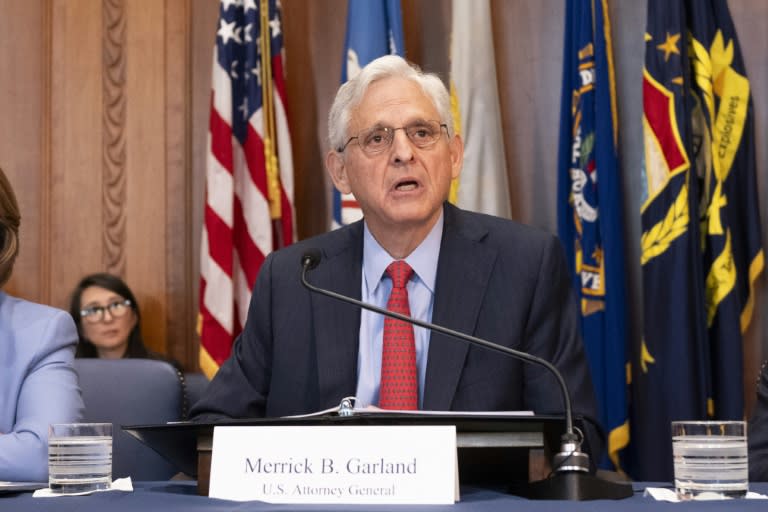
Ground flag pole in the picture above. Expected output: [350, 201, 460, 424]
[259, 0, 284, 247]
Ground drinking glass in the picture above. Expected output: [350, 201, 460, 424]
[48, 423, 113, 494]
[671, 420, 748, 499]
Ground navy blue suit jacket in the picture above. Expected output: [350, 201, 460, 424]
[192, 204, 602, 458]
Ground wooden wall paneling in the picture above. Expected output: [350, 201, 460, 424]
[49, 0, 105, 310]
[405, 1, 450, 81]
[39, 0, 53, 305]
[124, 0, 168, 355]
[303, 0, 345, 235]
[0, 0, 45, 302]
[401, 1, 424, 73]
[165, 0, 195, 368]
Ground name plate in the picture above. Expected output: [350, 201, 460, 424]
[209, 425, 457, 504]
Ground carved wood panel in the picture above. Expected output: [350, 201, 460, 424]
[102, 0, 127, 276]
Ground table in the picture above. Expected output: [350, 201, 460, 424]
[2, 482, 767, 512]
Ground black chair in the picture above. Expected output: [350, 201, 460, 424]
[74, 359, 185, 480]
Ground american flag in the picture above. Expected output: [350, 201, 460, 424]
[199, 0, 294, 377]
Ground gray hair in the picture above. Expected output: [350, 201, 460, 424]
[327, 55, 453, 152]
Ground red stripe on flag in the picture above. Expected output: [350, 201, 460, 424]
[204, 204, 233, 275]
[209, 95, 234, 173]
[279, 186, 294, 247]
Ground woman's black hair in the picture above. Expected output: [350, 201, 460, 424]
[69, 272, 150, 359]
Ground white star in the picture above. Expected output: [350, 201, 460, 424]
[230, 60, 239, 79]
[221, 0, 241, 11]
[244, 22, 253, 43]
[238, 96, 249, 120]
[244, 0, 257, 11]
[218, 19, 240, 45]
[269, 15, 281, 39]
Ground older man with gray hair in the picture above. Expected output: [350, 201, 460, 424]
[192, 55, 602, 462]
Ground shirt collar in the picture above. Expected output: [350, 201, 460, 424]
[363, 211, 444, 294]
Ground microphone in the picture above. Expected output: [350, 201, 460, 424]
[300, 250, 632, 500]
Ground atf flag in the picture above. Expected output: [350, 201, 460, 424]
[633, 0, 763, 480]
[332, 0, 404, 228]
[688, 0, 763, 424]
[557, 0, 629, 471]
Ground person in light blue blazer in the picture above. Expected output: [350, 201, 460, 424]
[0, 167, 84, 482]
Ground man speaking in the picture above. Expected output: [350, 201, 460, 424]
[191, 55, 602, 460]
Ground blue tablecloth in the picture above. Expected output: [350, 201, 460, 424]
[2, 481, 767, 511]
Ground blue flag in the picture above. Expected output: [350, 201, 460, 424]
[332, 0, 405, 228]
[632, 0, 764, 480]
[556, 0, 629, 471]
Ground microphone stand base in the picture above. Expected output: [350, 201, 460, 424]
[508, 471, 634, 500]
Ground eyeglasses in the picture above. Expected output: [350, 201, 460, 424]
[337, 120, 448, 155]
[80, 299, 132, 324]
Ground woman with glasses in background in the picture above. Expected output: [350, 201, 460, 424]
[69, 273, 181, 369]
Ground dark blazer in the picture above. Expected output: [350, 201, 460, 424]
[192, 203, 602, 457]
[749, 361, 768, 481]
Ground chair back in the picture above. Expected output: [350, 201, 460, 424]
[74, 358, 184, 480]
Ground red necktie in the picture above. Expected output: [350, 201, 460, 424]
[378, 260, 418, 410]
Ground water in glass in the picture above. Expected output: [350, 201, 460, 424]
[48, 434, 112, 493]
[672, 426, 748, 499]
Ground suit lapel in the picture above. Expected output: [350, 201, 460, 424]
[423, 205, 497, 410]
[311, 224, 364, 409]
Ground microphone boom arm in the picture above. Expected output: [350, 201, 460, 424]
[301, 256, 575, 438]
